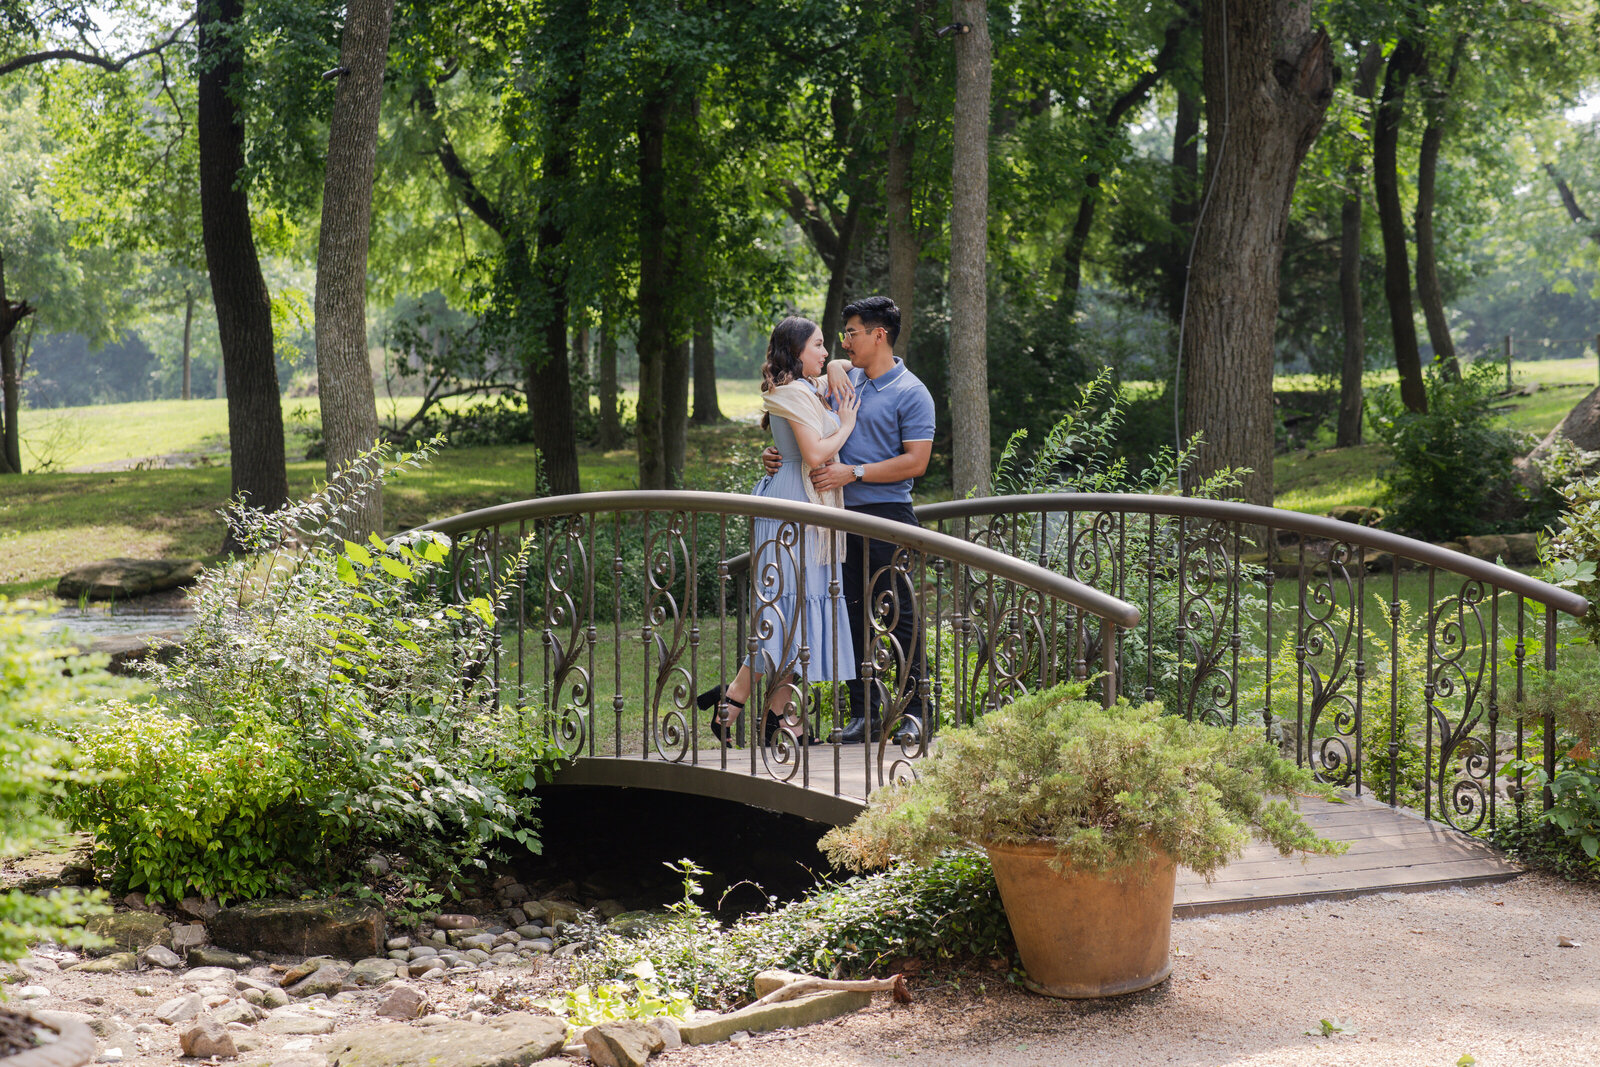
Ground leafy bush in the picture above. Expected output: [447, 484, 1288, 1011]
[0, 603, 109, 962]
[820, 684, 1340, 879]
[1537, 463, 1600, 644]
[571, 852, 1013, 1009]
[1504, 644, 1600, 873]
[1367, 361, 1522, 540]
[61, 704, 310, 903]
[58, 445, 563, 904]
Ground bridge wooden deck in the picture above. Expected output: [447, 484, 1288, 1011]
[553, 751, 1520, 916]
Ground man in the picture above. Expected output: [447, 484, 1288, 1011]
[762, 296, 934, 743]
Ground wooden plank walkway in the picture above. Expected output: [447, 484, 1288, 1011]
[1172, 791, 1520, 917]
[555, 748, 1521, 916]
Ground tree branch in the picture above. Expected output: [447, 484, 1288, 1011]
[1545, 162, 1600, 246]
[0, 15, 196, 78]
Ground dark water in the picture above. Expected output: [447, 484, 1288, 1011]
[509, 786, 834, 920]
[44, 599, 194, 639]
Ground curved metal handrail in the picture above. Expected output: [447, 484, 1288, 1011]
[415, 490, 1143, 629]
[915, 494, 1591, 618]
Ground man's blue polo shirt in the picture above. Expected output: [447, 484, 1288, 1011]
[838, 357, 936, 507]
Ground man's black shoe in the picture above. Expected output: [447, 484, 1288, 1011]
[830, 717, 879, 744]
[892, 715, 924, 749]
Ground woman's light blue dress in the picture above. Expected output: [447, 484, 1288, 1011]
[747, 414, 856, 683]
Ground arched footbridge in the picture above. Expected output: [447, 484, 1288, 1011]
[417, 491, 1589, 910]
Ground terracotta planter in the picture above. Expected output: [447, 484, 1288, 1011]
[985, 840, 1177, 998]
[0, 1010, 96, 1067]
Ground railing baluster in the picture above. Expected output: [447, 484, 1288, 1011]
[1487, 586, 1499, 826]
[585, 515, 596, 760]
[1144, 513, 1156, 703]
[1353, 556, 1365, 796]
[1425, 566, 1437, 822]
[1543, 609, 1558, 815]
[1514, 597, 1526, 823]
[1388, 566, 1401, 808]
[1230, 522, 1242, 728]
[1295, 538, 1307, 766]
[612, 515, 624, 760]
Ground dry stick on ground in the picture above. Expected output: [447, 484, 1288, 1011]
[749, 975, 912, 1008]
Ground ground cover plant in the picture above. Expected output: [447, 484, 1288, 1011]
[567, 851, 1014, 1011]
[56, 444, 564, 907]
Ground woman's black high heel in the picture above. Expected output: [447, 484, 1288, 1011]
[709, 693, 744, 746]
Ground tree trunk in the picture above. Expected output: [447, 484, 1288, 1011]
[1183, 0, 1333, 508]
[886, 1, 928, 355]
[198, 0, 288, 547]
[636, 87, 672, 490]
[664, 337, 689, 483]
[314, 0, 393, 538]
[181, 290, 194, 401]
[949, 0, 991, 498]
[0, 248, 28, 475]
[1163, 85, 1200, 326]
[1335, 40, 1384, 448]
[525, 0, 586, 498]
[1373, 35, 1426, 414]
[1414, 33, 1466, 382]
[597, 312, 623, 449]
[690, 309, 722, 423]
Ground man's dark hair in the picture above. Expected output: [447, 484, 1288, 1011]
[841, 296, 900, 347]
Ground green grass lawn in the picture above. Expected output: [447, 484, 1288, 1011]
[3, 361, 1590, 595]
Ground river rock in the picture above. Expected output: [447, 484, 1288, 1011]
[86, 911, 173, 955]
[179, 1016, 237, 1059]
[188, 945, 254, 969]
[261, 1012, 338, 1037]
[212, 999, 266, 1026]
[156, 992, 204, 1025]
[584, 1019, 665, 1067]
[212, 899, 385, 959]
[1503, 531, 1540, 565]
[141, 944, 184, 969]
[286, 964, 347, 998]
[68, 952, 139, 972]
[177, 896, 221, 922]
[184, 965, 239, 983]
[16, 956, 59, 977]
[343, 958, 400, 987]
[432, 914, 480, 930]
[171, 923, 208, 951]
[57, 558, 204, 600]
[279, 957, 336, 986]
[374, 984, 428, 1020]
[323, 1013, 567, 1067]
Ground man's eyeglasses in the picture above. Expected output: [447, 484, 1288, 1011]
[839, 327, 882, 341]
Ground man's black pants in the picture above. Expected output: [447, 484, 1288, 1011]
[842, 501, 927, 725]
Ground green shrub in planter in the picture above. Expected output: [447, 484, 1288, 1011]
[821, 684, 1343, 878]
[1507, 644, 1600, 871]
[0, 602, 109, 963]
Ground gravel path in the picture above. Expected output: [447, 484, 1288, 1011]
[669, 872, 1600, 1067]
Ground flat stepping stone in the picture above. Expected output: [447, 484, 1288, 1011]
[323, 1013, 566, 1067]
[57, 558, 203, 600]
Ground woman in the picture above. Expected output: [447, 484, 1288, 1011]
[697, 316, 859, 746]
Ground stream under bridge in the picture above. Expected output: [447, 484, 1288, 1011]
[416, 491, 1589, 913]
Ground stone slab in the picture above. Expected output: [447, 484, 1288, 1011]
[212, 899, 385, 959]
[322, 1013, 567, 1067]
[678, 990, 871, 1045]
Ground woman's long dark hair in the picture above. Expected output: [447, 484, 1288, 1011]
[760, 316, 818, 430]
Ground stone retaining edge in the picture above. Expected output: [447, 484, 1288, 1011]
[678, 989, 872, 1046]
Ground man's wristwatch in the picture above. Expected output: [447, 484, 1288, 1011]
[851, 464, 865, 482]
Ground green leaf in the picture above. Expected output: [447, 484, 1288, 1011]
[343, 540, 373, 567]
[379, 557, 414, 581]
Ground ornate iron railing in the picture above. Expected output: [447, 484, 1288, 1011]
[915, 495, 1591, 833]
[416, 491, 1141, 804]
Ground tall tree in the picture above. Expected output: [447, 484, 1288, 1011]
[1413, 30, 1467, 381]
[314, 0, 394, 537]
[634, 79, 678, 490]
[1183, 0, 1333, 507]
[690, 309, 722, 423]
[0, 247, 29, 473]
[949, 0, 992, 498]
[1335, 40, 1385, 447]
[1372, 33, 1427, 413]
[886, 0, 931, 356]
[198, 0, 288, 544]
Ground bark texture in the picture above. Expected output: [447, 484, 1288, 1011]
[1163, 85, 1201, 326]
[948, 0, 992, 498]
[885, 1, 929, 355]
[198, 0, 288, 544]
[181, 290, 194, 401]
[1183, 0, 1333, 508]
[0, 247, 29, 474]
[1373, 35, 1427, 413]
[636, 87, 673, 490]
[691, 310, 722, 423]
[1335, 40, 1384, 448]
[1414, 33, 1466, 382]
[314, 0, 393, 537]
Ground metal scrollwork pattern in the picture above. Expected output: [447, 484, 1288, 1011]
[644, 513, 694, 762]
[1429, 578, 1491, 832]
[1177, 519, 1237, 727]
[543, 517, 593, 758]
[1298, 542, 1359, 787]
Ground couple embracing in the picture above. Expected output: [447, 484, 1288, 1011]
[696, 296, 933, 748]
